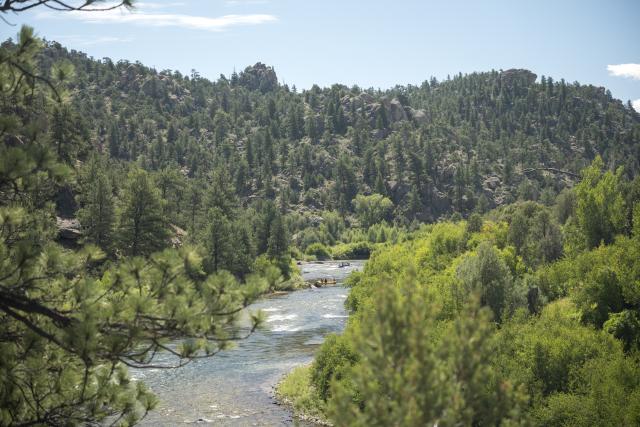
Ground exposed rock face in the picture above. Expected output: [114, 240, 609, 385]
[170, 224, 187, 248]
[358, 93, 375, 104]
[56, 217, 82, 240]
[140, 76, 166, 98]
[407, 107, 428, 125]
[500, 69, 537, 87]
[238, 62, 278, 93]
[338, 94, 427, 130]
[483, 176, 501, 190]
[387, 98, 408, 122]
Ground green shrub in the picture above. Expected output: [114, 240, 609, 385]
[305, 242, 332, 260]
[311, 334, 358, 402]
[276, 365, 326, 421]
[331, 241, 372, 259]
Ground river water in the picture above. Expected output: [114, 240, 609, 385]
[136, 260, 364, 426]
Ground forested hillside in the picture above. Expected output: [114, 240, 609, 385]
[37, 41, 640, 230]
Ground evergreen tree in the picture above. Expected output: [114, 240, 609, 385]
[117, 168, 169, 256]
[334, 155, 358, 213]
[202, 207, 233, 273]
[77, 158, 115, 250]
[258, 205, 290, 277]
[206, 167, 238, 217]
[0, 18, 265, 426]
[329, 282, 527, 426]
[267, 211, 289, 259]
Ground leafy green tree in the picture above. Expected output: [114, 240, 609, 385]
[466, 212, 483, 233]
[530, 209, 563, 264]
[508, 210, 528, 255]
[575, 156, 627, 248]
[311, 333, 357, 402]
[117, 168, 169, 256]
[457, 242, 515, 323]
[352, 193, 394, 228]
[305, 242, 331, 260]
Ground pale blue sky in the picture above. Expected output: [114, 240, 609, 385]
[2, 0, 639, 108]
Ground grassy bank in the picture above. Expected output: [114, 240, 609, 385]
[275, 365, 329, 425]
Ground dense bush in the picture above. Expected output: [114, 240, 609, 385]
[304, 242, 332, 260]
[330, 241, 372, 259]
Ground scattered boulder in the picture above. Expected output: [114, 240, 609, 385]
[358, 92, 375, 104]
[407, 107, 428, 125]
[56, 217, 82, 240]
[169, 224, 187, 248]
[387, 98, 408, 122]
[483, 176, 501, 190]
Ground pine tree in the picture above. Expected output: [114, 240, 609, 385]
[77, 158, 115, 250]
[334, 155, 358, 212]
[202, 207, 233, 273]
[206, 167, 238, 217]
[51, 103, 82, 162]
[329, 282, 527, 426]
[267, 212, 289, 259]
[267, 211, 291, 277]
[185, 178, 205, 234]
[0, 19, 265, 426]
[230, 217, 256, 278]
[117, 168, 169, 256]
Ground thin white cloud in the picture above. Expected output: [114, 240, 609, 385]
[633, 99, 640, 113]
[37, 8, 277, 32]
[607, 63, 640, 80]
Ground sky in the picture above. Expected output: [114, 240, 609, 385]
[2, 0, 639, 110]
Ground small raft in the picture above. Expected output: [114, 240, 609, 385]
[308, 278, 337, 287]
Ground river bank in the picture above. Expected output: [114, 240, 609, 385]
[275, 364, 331, 426]
[135, 261, 363, 426]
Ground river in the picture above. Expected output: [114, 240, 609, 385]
[135, 260, 364, 426]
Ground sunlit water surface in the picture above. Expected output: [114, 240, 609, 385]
[135, 261, 364, 426]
